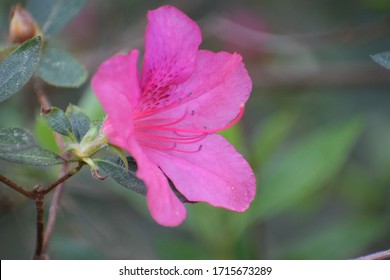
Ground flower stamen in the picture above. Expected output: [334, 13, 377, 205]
[133, 104, 245, 153]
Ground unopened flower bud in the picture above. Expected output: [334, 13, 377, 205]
[9, 4, 40, 44]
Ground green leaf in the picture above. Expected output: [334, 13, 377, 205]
[65, 104, 90, 142]
[109, 145, 129, 171]
[95, 157, 189, 202]
[37, 44, 87, 88]
[42, 107, 73, 139]
[34, 116, 60, 153]
[281, 216, 387, 259]
[0, 36, 41, 103]
[78, 87, 105, 120]
[0, 127, 65, 166]
[251, 118, 364, 220]
[370, 51, 390, 69]
[219, 124, 244, 152]
[27, 0, 86, 36]
[251, 111, 296, 167]
[95, 157, 146, 196]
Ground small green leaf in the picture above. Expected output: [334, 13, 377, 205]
[251, 118, 364, 220]
[0, 36, 41, 103]
[27, 0, 86, 36]
[370, 51, 390, 69]
[95, 157, 146, 196]
[65, 104, 90, 142]
[95, 157, 188, 202]
[42, 107, 73, 139]
[37, 44, 87, 88]
[109, 145, 129, 171]
[78, 87, 105, 120]
[34, 116, 60, 153]
[0, 127, 65, 166]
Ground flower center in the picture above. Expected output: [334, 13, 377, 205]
[132, 104, 245, 153]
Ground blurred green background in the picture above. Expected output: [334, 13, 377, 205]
[1, 0, 390, 259]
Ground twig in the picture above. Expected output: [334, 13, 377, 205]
[42, 162, 83, 252]
[34, 78, 51, 114]
[356, 248, 390, 260]
[40, 162, 84, 195]
[33, 77, 72, 258]
[0, 174, 33, 199]
[42, 162, 68, 253]
[32, 186, 46, 259]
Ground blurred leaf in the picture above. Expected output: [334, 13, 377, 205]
[95, 157, 146, 196]
[65, 104, 90, 142]
[219, 124, 244, 152]
[78, 87, 105, 120]
[370, 51, 390, 69]
[0, 127, 64, 166]
[363, 0, 390, 10]
[27, 0, 86, 36]
[156, 237, 208, 259]
[252, 118, 364, 220]
[0, 36, 41, 103]
[34, 116, 60, 153]
[42, 107, 74, 139]
[37, 44, 87, 87]
[252, 111, 296, 167]
[0, 104, 23, 127]
[281, 216, 388, 259]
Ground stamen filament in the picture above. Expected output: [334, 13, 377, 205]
[136, 104, 245, 134]
[133, 104, 245, 153]
[135, 132, 206, 144]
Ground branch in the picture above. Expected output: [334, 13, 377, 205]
[39, 162, 84, 195]
[34, 78, 51, 114]
[0, 174, 33, 199]
[356, 248, 390, 260]
[42, 162, 84, 253]
[42, 162, 68, 253]
[32, 186, 46, 259]
[33, 77, 75, 257]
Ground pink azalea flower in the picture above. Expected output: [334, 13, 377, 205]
[92, 5, 256, 226]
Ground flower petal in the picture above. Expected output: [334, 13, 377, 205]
[149, 50, 252, 131]
[126, 137, 187, 226]
[145, 134, 256, 211]
[92, 50, 141, 141]
[138, 5, 202, 112]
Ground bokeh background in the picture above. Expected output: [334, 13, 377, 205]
[1, 0, 390, 259]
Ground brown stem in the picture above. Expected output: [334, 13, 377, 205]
[33, 77, 72, 257]
[0, 174, 33, 199]
[42, 190, 63, 253]
[42, 162, 83, 252]
[34, 78, 51, 114]
[32, 186, 47, 259]
[40, 162, 83, 195]
[356, 248, 390, 260]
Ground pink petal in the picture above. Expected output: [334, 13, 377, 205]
[92, 50, 141, 142]
[138, 5, 202, 111]
[149, 50, 252, 131]
[145, 134, 256, 211]
[125, 137, 187, 226]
